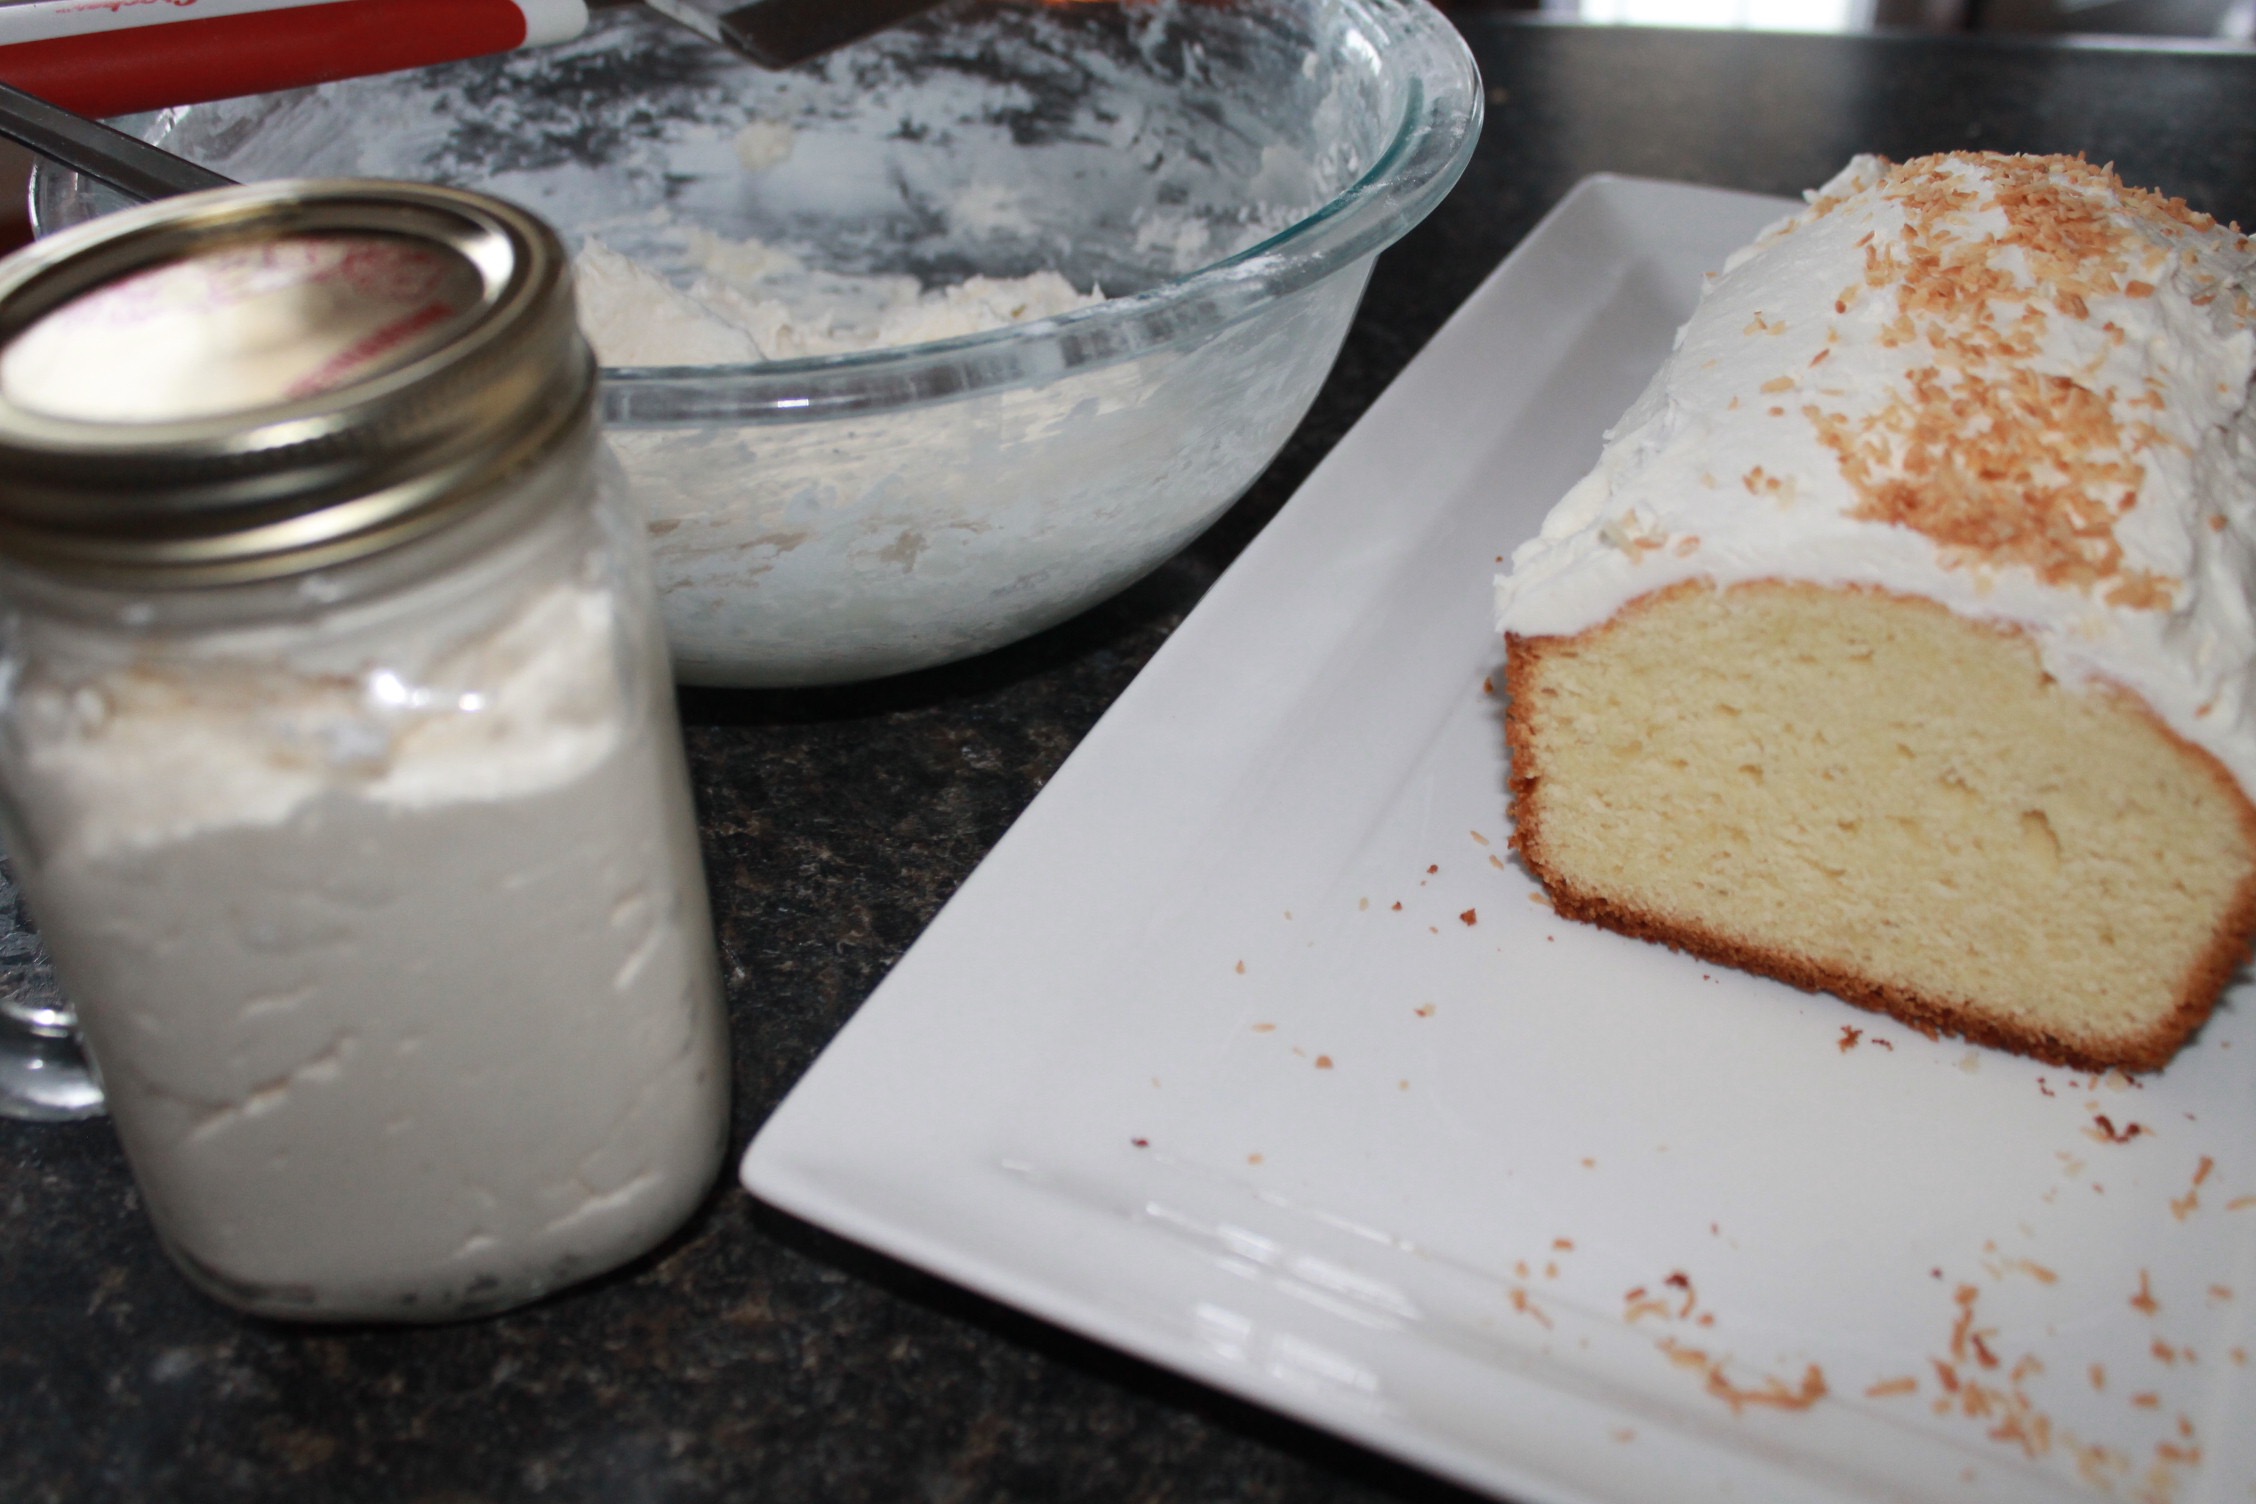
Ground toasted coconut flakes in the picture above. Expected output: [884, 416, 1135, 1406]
[1797, 154, 2230, 608]
[1659, 1339, 1829, 1414]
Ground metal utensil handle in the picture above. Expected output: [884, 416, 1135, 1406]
[0, 79, 235, 202]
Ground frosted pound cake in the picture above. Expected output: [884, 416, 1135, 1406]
[1495, 153, 2256, 1073]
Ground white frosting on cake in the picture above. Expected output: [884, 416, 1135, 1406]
[1496, 153, 2256, 795]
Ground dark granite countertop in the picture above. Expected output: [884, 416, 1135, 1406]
[6, 19, 2254, 1503]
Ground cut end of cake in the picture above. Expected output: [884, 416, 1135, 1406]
[1506, 581, 2256, 1072]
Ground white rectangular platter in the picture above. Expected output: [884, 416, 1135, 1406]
[741, 176, 2256, 1504]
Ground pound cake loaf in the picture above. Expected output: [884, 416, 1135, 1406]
[1496, 153, 2256, 1073]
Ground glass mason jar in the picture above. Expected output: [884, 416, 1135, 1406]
[0, 182, 729, 1320]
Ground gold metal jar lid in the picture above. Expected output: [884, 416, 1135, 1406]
[0, 180, 592, 586]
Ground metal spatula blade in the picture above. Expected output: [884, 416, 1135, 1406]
[636, 0, 947, 68]
[0, 78, 235, 203]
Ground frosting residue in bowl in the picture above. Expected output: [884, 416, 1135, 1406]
[574, 226, 1103, 365]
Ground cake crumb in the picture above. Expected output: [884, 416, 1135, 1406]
[2089, 1113, 2146, 1143]
[2169, 1155, 2214, 1220]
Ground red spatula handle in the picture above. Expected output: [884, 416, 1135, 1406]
[0, 0, 587, 119]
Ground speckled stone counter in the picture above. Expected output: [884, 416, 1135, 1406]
[5, 21, 2254, 1503]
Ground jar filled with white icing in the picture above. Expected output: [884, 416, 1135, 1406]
[0, 182, 729, 1321]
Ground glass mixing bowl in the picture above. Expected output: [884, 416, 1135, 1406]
[34, 0, 1480, 686]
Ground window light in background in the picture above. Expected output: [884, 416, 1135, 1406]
[1529, 0, 2252, 32]
[1540, 0, 1876, 27]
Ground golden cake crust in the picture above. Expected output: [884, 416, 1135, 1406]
[1505, 581, 2256, 1074]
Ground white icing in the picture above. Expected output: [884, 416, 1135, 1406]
[731, 119, 795, 174]
[573, 226, 1103, 365]
[1496, 154, 2256, 795]
[13, 581, 628, 860]
[573, 238, 763, 366]
[10, 571, 727, 1316]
